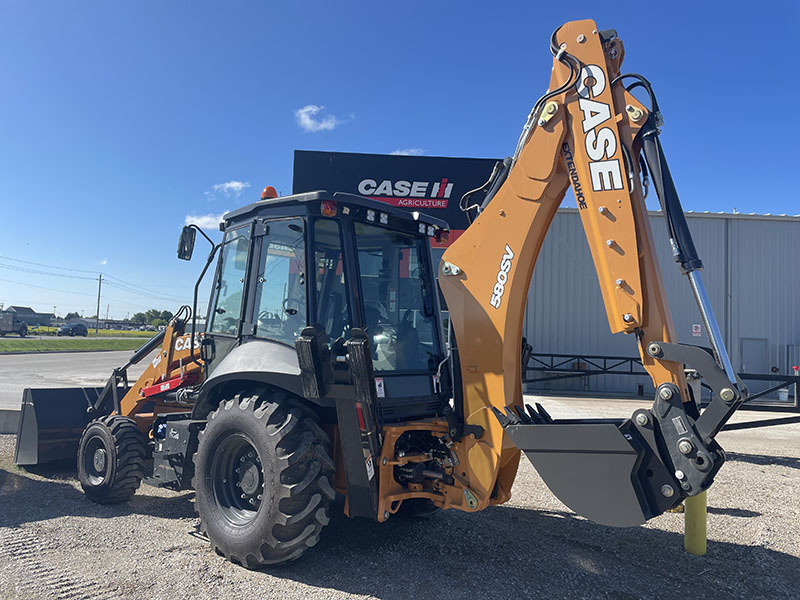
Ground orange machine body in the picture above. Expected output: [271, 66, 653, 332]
[118, 321, 205, 432]
[389, 19, 690, 514]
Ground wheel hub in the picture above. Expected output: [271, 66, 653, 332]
[238, 461, 261, 496]
[92, 448, 107, 472]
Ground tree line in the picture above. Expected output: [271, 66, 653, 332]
[62, 309, 174, 327]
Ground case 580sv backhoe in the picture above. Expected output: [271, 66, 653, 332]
[16, 19, 749, 568]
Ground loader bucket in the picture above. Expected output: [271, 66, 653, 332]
[498, 407, 683, 527]
[14, 387, 101, 466]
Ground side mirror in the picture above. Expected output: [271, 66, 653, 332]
[200, 336, 215, 362]
[177, 226, 196, 261]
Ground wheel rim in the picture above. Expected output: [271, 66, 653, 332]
[210, 433, 264, 526]
[83, 435, 110, 486]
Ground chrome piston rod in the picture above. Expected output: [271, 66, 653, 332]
[687, 270, 737, 385]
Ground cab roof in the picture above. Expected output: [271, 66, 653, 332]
[222, 190, 450, 231]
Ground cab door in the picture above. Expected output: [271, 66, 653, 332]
[205, 224, 252, 370]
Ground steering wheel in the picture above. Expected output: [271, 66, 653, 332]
[282, 297, 303, 316]
[220, 317, 237, 334]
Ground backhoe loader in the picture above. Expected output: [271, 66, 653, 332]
[15, 19, 748, 568]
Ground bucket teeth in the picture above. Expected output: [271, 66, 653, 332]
[525, 404, 545, 424]
[513, 405, 533, 424]
[492, 404, 554, 427]
[534, 402, 554, 423]
[503, 407, 521, 424]
[490, 407, 513, 428]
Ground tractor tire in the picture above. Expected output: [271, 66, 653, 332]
[18, 327, 26, 338]
[192, 390, 334, 568]
[77, 416, 146, 504]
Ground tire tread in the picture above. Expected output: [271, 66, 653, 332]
[193, 390, 334, 567]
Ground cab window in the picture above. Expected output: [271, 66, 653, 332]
[313, 219, 351, 341]
[253, 218, 307, 345]
[354, 222, 439, 372]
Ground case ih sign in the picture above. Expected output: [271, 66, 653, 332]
[292, 150, 500, 243]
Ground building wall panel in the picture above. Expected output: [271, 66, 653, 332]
[525, 210, 800, 397]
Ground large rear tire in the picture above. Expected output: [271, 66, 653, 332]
[192, 390, 334, 568]
[77, 416, 146, 504]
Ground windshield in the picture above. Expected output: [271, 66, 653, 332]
[208, 226, 251, 335]
[354, 222, 439, 372]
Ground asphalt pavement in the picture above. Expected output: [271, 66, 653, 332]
[0, 350, 152, 411]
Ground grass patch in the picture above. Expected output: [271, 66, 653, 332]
[30, 326, 152, 338]
[0, 337, 145, 353]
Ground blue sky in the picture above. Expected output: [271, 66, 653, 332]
[1, 1, 797, 318]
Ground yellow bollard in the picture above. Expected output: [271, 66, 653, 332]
[684, 491, 707, 555]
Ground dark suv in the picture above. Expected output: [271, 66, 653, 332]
[58, 323, 88, 337]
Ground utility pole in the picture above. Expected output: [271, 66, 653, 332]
[95, 274, 103, 334]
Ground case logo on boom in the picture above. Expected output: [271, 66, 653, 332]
[175, 335, 202, 352]
[490, 244, 515, 309]
[576, 64, 624, 193]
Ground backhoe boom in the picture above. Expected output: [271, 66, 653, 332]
[438, 19, 746, 526]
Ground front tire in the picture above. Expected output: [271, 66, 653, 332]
[77, 416, 146, 504]
[192, 390, 334, 568]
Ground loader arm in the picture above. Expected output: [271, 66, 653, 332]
[15, 307, 205, 465]
[438, 19, 746, 525]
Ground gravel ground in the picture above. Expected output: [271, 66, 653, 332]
[1, 396, 798, 600]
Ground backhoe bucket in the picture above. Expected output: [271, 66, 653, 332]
[496, 405, 686, 527]
[14, 387, 100, 465]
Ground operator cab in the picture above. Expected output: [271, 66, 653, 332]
[198, 190, 450, 424]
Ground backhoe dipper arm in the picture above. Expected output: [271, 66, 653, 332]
[438, 19, 745, 525]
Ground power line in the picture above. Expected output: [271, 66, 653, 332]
[0, 255, 195, 301]
[0, 277, 97, 298]
[0, 262, 97, 280]
[0, 255, 99, 274]
[102, 273, 188, 301]
[1, 254, 208, 318]
[103, 279, 191, 304]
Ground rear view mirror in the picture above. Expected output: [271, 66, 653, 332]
[178, 226, 196, 261]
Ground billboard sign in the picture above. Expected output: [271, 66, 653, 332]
[292, 150, 501, 243]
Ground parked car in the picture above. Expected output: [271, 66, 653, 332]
[57, 323, 88, 337]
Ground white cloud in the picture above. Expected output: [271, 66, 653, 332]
[210, 180, 250, 198]
[185, 212, 226, 230]
[390, 148, 425, 156]
[99, 258, 107, 265]
[294, 105, 347, 132]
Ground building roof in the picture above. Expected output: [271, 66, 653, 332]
[7, 306, 35, 314]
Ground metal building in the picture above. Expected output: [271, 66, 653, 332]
[525, 209, 800, 396]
